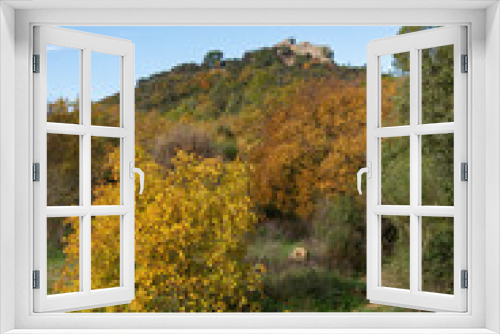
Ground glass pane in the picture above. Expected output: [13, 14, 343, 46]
[91, 137, 120, 205]
[47, 133, 79, 206]
[421, 45, 454, 124]
[421, 217, 454, 294]
[47, 45, 80, 124]
[381, 136, 410, 205]
[91, 216, 120, 290]
[91, 52, 121, 127]
[381, 215, 410, 290]
[422, 133, 454, 206]
[47, 217, 80, 295]
[380, 52, 410, 127]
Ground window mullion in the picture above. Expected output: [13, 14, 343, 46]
[82, 48, 92, 294]
[78, 48, 84, 293]
[409, 47, 420, 294]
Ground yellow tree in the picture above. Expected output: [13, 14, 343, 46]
[54, 147, 264, 312]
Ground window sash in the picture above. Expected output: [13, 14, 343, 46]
[32, 25, 136, 313]
[366, 26, 468, 312]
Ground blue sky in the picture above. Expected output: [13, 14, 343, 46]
[48, 26, 403, 102]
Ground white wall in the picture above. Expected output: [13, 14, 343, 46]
[0, 2, 16, 333]
[485, 2, 500, 333]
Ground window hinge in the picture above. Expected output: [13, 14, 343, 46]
[461, 162, 468, 182]
[461, 54, 468, 73]
[33, 54, 40, 73]
[33, 163, 40, 182]
[33, 270, 40, 289]
[461, 270, 468, 289]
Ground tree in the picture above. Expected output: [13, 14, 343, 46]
[54, 148, 265, 312]
[248, 76, 372, 220]
[203, 50, 224, 68]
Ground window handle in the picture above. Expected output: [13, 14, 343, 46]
[357, 162, 372, 195]
[129, 162, 144, 195]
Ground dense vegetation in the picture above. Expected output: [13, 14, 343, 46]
[47, 26, 454, 312]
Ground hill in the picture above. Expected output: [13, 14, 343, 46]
[99, 41, 364, 119]
[46, 37, 446, 313]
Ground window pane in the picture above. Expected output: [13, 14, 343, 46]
[381, 215, 410, 290]
[91, 137, 120, 206]
[91, 52, 120, 127]
[421, 45, 454, 124]
[47, 133, 79, 206]
[47, 45, 80, 124]
[421, 133, 454, 206]
[91, 216, 120, 290]
[421, 216, 454, 294]
[380, 52, 410, 127]
[381, 136, 410, 205]
[47, 217, 80, 295]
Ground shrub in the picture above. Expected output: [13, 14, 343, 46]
[54, 148, 264, 312]
[312, 196, 366, 277]
[421, 220, 454, 294]
[221, 141, 239, 161]
[153, 123, 216, 168]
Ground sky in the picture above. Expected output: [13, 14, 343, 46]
[48, 26, 403, 102]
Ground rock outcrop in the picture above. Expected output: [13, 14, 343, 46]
[276, 38, 333, 65]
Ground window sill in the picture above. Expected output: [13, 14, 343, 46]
[4, 330, 498, 334]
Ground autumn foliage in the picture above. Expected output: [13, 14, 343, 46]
[48, 29, 447, 312]
[248, 76, 401, 220]
[54, 147, 264, 312]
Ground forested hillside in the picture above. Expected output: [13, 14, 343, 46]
[47, 27, 454, 312]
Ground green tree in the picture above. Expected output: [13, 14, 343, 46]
[204, 50, 224, 68]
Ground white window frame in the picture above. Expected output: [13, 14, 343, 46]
[0, 2, 499, 333]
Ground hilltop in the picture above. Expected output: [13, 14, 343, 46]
[99, 40, 363, 118]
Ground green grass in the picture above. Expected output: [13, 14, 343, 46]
[260, 268, 367, 312]
[245, 219, 423, 312]
[247, 224, 368, 312]
[247, 238, 296, 262]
